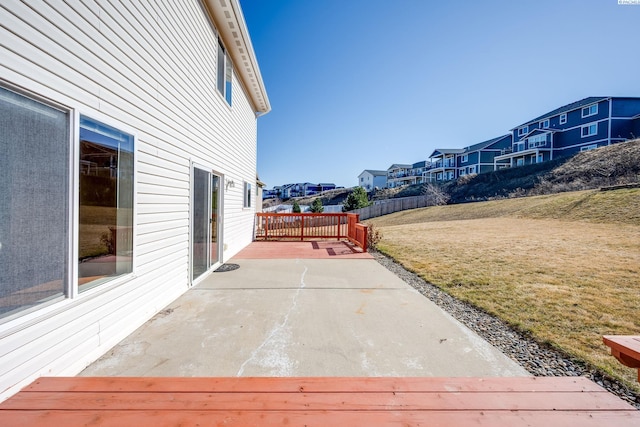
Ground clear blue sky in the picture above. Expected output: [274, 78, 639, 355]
[239, 0, 640, 188]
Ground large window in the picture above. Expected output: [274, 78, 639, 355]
[1, 87, 70, 318]
[78, 117, 134, 290]
[217, 40, 233, 106]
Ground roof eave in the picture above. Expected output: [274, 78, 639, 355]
[204, 0, 271, 115]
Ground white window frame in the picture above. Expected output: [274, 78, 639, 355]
[581, 104, 598, 118]
[539, 119, 549, 129]
[459, 168, 466, 176]
[517, 126, 528, 136]
[460, 154, 468, 163]
[77, 114, 137, 294]
[580, 144, 598, 152]
[516, 158, 524, 166]
[559, 113, 567, 125]
[581, 123, 597, 138]
[217, 39, 232, 107]
[243, 181, 252, 208]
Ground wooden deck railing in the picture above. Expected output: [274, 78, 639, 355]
[256, 213, 368, 251]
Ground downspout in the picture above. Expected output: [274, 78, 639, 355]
[607, 98, 612, 145]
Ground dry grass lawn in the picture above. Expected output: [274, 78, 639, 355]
[368, 189, 640, 390]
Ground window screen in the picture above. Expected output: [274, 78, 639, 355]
[0, 87, 69, 318]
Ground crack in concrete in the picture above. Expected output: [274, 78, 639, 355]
[236, 260, 308, 376]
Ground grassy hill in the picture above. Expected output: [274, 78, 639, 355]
[367, 187, 640, 392]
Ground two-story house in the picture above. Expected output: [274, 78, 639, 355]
[426, 135, 512, 182]
[358, 170, 388, 191]
[1, 0, 269, 401]
[386, 164, 413, 188]
[386, 162, 430, 188]
[495, 97, 640, 168]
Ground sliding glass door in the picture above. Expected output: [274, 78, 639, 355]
[192, 167, 221, 282]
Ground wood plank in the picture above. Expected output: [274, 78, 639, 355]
[1, 410, 639, 427]
[23, 376, 603, 393]
[2, 390, 632, 411]
[603, 336, 640, 379]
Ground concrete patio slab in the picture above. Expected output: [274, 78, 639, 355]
[81, 256, 529, 378]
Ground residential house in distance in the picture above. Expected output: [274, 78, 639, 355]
[264, 182, 337, 199]
[427, 135, 512, 182]
[495, 97, 640, 168]
[0, 0, 269, 401]
[358, 170, 387, 191]
[386, 161, 429, 188]
[360, 97, 639, 186]
[424, 150, 464, 182]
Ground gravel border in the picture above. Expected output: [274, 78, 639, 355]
[371, 250, 640, 409]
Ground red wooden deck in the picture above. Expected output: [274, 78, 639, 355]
[1, 376, 638, 426]
[603, 335, 640, 382]
[234, 241, 373, 259]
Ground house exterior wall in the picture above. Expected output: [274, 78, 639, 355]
[0, 0, 265, 401]
[359, 171, 386, 191]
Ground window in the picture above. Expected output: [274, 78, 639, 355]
[528, 134, 547, 148]
[537, 154, 544, 163]
[244, 182, 252, 208]
[467, 165, 476, 174]
[79, 117, 134, 290]
[581, 123, 597, 137]
[559, 113, 567, 124]
[460, 154, 468, 163]
[217, 40, 232, 106]
[1, 86, 69, 319]
[539, 119, 549, 128]
[516, 158, 524, 166]
[459, 169, 466, 176]
[517, 126, 528, 136]
[582, 104, 598, 118]
[581, 144, 598, 152]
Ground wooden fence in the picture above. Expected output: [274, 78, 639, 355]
[255, 213, 368, 251]
[351, 194, 439, 220]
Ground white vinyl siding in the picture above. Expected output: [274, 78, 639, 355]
[0, 0, 259, 401]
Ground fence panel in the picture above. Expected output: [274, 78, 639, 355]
[352, 194, 438, 220]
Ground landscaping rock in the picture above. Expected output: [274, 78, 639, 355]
[372, 250, 640, 409]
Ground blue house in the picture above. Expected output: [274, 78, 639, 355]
[386, 162, 430, 188]
[495, 97, 640, 168]
[427, 135, 512, 182]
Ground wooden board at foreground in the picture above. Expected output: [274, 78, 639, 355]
[1, 376, 639, 427]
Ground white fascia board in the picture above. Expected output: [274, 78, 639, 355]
[203, 0, 271, 114]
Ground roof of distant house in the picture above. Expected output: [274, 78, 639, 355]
[387, 164, 413, 170]
[512, 96, 608, 129]
[463, 134, 512, 153]
[428, 148, 465, 158]
[360, 170, 387, 176]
